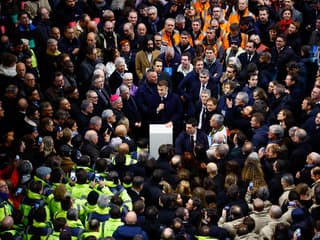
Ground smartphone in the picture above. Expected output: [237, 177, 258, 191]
[249, 182, 254, 190]
[70, 171, 76, 181]
[76, 150, 81, 159]
[295, 228, 301, 238]
[224, 206, 230, 211]
[15, 187, 23, 196]
[288, 201, 296, 207]
[58, 126, 62, 132]
[38, 137, 43, 145]
[95, 173, 100, 182]
[15, 155, 20, 161]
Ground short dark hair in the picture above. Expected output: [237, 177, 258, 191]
[186, 118, 197, 127]
[158, 80, 168, 87]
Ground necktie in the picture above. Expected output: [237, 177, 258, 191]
[198, 107, 206, 129]
[200, 84, 205, 96]
[190, 135, 195, 150]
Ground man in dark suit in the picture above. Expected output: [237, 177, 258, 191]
[101, 109, 116, 138]
[238, 40, 260, 68]
[148, 80, 183, 134]
[109, 57, 127, 94]
[175, 118, 209, 155]
[119, 84, 142, 139]
[135, 69, 159, 137]
[90, 70, 110, 115]
[189, 68, 219, 103]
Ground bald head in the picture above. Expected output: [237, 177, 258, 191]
[1, 216, 14, 229]
[253, 198, 264, 212]
[115, 124, 127, 137]
[161, 227, 174, 239]
[207, 162, 218, 175]
[118, 143, 129, 154]
[269, 205, 282, 219]
[87, 21, 98, 32]
[125, 211, 137, 225]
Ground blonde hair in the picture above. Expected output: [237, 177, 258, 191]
[176, 180, 192, 197]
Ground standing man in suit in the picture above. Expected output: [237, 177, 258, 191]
[175, 118, 209, 155]
[109, 57, 127, 94]
[135, 69, 159, 137]
[90, 70, 110, 115]
[238, 40, 259, 69]
[190, 68, 219, 103]
[149, 80, 183, 136]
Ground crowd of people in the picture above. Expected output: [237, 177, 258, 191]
[1, 0, 320, 239]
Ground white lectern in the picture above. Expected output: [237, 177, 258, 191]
[149, 124, 173, 158]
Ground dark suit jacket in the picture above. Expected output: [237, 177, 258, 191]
[148, 92, 182, 126]
[91, 87, 110, 115]
[122, 97, 141, 128]
[135, 81, 158, 120]
[175, 130, 209, 155]
[189, 80, 219, 103]
[109, 71, 125, 94]
[238, 51, 260, 68]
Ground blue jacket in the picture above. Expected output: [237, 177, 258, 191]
[175, 130, 209, 155]
[251, 125, 268, 151]
[113, 224, 148, 240]
[135, 81, 158, 118]
[148, 92, 182, 126]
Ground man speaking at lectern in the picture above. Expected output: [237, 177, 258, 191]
[148, 80, 182, 135]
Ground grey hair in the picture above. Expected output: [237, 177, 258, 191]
[308, 152, 320, 165]
[89, 116, 102, 126]
[294, 128, 307, 142]
[175, 14, 185, 23]
[86, 90, 96, 99]
[101, 109, 114, 119]
[269, 124, 284, 138]
[97, 194, 110, 209]
[200, 89, 211, 97]
[93, 68, 104, 77]
[213, 132, 226, 144]
[216, 144, 229, 158]
[165, 17, 175, 25]
[95, 63, 107, 72]
[147, 5, 158, 14]
[114, 57, 125, 67]
[281, 173, 294, 186]
[47, 38, 57, 47]
[288, 126, 299, 138]
[80, 99, 92, 111]
[237, 92, 249, 105]
[123, 72, 133, 80]
[212, 114, 224, 127]
[199, 68, 210, 76]
[84, 130, 98, 142]
[119, 84, 129, 93]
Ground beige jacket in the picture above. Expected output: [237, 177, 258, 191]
[25, 0, 51, 19]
